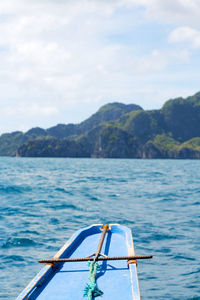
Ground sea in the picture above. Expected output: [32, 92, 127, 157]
[0, 157, 199, 299]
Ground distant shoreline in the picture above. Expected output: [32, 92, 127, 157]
[2, 155, 200, 160]
[1, 92, 200, 159]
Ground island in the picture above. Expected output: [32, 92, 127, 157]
[1, 92, 200, 159]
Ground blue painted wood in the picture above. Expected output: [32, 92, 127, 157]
[17, 224, 140, 300]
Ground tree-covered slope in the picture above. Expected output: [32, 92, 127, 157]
[45, 102, 143, 138]
[2, 92, 200, 158]
[77, 102, 143, 135]
[162, 95, 200, 141]
[0, 102, 142, 156]
[0, 131, 24, 156]
[17, 138, 90, 158]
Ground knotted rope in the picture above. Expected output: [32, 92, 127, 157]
[83, 261, 103, 299]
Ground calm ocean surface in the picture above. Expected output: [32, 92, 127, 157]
[0, 158, 199, 299]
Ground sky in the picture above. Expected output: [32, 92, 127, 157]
[0, 0, 200, 133]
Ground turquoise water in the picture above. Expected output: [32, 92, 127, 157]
[0, 158, 199, 299]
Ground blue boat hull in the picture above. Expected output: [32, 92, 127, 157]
[17, 224, 140, 300]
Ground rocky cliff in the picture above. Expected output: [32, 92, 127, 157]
[2, 92, 200, 158]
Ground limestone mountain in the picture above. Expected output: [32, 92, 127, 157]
[2, 93, 200, 158]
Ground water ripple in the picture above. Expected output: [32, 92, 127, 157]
[0, 158, 199, 299]
[2, 238, 37, 249]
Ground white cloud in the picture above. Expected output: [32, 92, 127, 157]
[0, 0, 199, 133]
[138, 0, 200, 27]
[136, 48, 190, 74]
[168, 26, 200, 48]
[103, 0, 200, 26]
[4, 102, 59, 118]
[136, 50, 168, 73]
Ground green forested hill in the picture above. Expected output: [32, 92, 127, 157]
[2, 92, 200, 158]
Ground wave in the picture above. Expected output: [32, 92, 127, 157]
[55, 187, 74, 195]
[54, 203, 78, 210]
[0, 185, 32, 194]
[1, 237, 36, 249]
[1, 255, 25, 262]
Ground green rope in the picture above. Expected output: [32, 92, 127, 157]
[83, 261, 103, 299]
